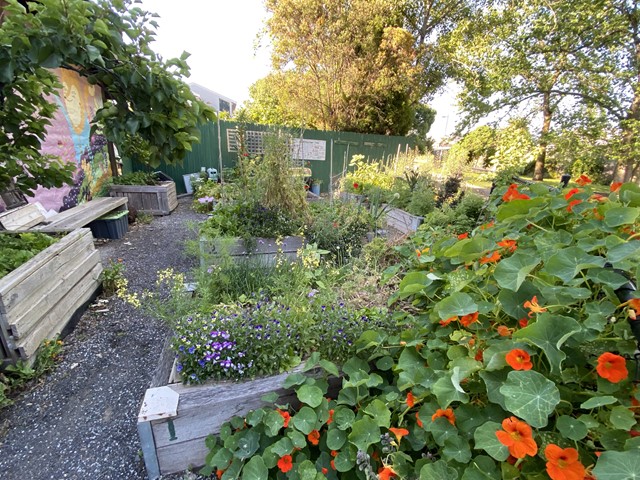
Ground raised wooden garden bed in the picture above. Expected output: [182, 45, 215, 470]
[0, 228, 102, 365]
[199, 236, 306, 267]
[109, 181, 178, 216]
[383, 205, 423, 234]
[137, 367, 301, 478]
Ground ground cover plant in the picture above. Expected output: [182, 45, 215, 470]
[200, 179, 640, 479]
[0, 232, 58, 279]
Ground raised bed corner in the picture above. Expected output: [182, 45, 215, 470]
[0, 228, 102, 365]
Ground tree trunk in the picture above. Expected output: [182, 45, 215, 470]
[533, 91, 552, 181]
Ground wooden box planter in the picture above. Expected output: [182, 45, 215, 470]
[199, 236, 306, 268]
[0, 228, 102, 365]
[109, 181, 178, 216]
[383, 205, 423, 234]
[137, 368, 301, 478]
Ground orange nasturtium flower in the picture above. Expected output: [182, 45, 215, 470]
[576, 174, 592, 186]
[389, 427, 409, 443]
[439, 316, 457, 327]
[624, 298, 640, 311]
[567, 199, 582, 212]
[596, 352, 628, 383]
[460, 311, 479, 327]
[497, 239, 517, 252]
[277, 409, 290, 428]
[406, 392, 415, 408]
[308, 429, 321, 445]
[432, 408, 456, 426]
[497, 325, 512, 337]
[378, 466, 397, 480]
[524, 296, 547, 317]
[216, 470, 224, 479]
[564, 188, 580, 200]
[610, 182, 623, 192]
[544, 444, 586, 480]
[480, 251, 501, 264]
[505, 349, 533, 371]
[416, 412, 423, 428]
[458, 232, 469, 240]
[327, 409, 334, 425]
[495, 417, 538, 458]
[503, 184, 531, 202]
[277, 455, 294, 473]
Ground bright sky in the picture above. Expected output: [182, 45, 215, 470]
[137, 0, 458, 140]
[138, 0, 272, 104]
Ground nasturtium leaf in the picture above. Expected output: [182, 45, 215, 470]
[434, 292, 478, 320]
[577, 414, 600, 429]
[326, 428, 347, 450]
[263, 410, 285, 437]
[209, 447, 233, 470]
[584, 301, 617, 332]
[537, 285, 592, 305]
[271, 437, 293, 456]
[593, 451, 640, 480]
[333, 407, 355, 431]
[334, 449, 355, 472]
[497, 281, 538, 319]
[555, 415, 588, 440]
[426, 417, 458, 446]
[235, 429, 260, 459]
[473, 421, 509, 461]
[432, 372, 469, 407]
[619, 183, 640, 206]
[586, 268, 631, 289]
[610, 406, 636, 430]
[284, 373, 307, 389]
[479, 370, 508, 410]
[443, 435, 472, 463]
[625, 436, 640, 450]
[512, 313, 582, 374]
[348, 416, 380, 451]
[493, 252, 540, 292]
[420, 459, 459, 480]
[342, 357, 369, 377]
[542, 247, 606, 282]
[604, 206, 640, 227]
[500, 370, 560, 428]
[461, 455, 500, 480]
[292, 407, 318, 435]
[496, 197, 545, 222]
[221, 458, 243, 480]
[241, 456, 268, 480]
[363, 399, 391, 428]
[400, 271, 433, 291]
[298, 460, 320, 480]
[287, 430, 306, 449]
[319, 359, 340, 378]
[261, 392, 279, 403]
[580, 396, 618, 409]
[607, 240, 640, 264]
[297, 385, 323, 408]
[375, 356, 394, 371]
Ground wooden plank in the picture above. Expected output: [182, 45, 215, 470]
[0, 229, 93, 316]
[0, 204, 45, 231]
[9, 249, 101, 339]
[110, 182, 177, 215]
[0, 229, 90, 298]
[138, 422, 161, 480]
[150, 337, 176, 388]
[35, 197, 128, 232]
[16, 263, 102, 359]
[157, 438, 209, 476]
[151, 371, 299, 450]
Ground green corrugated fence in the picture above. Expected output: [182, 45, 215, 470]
[127, 120, 415, 194]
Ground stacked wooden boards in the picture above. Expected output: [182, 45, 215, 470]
[110, 181, 178, 216]
[0, 228, 102, 365]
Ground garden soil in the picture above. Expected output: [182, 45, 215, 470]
[0, 197, 206, 480]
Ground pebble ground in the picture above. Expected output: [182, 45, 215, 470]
[0, 197, 206, 480]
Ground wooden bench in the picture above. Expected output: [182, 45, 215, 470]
[0, 197, 128, 233]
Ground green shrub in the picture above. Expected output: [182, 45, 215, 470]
[0, 232, 57, 279]
[111, 171, 159, 185]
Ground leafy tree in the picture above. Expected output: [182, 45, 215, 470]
[0, 0, 215, 196]
[252, 0, 423, 135]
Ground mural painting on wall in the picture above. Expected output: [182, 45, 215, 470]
[33, 68, 112, 212]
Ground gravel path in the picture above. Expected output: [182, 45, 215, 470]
[0, 196, 206, 480]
